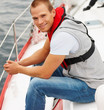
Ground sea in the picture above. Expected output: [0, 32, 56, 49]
[0, 0, 33, 94]
[0, 0, 65, 94]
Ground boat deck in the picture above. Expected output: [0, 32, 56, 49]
[1, 0, 104, 110]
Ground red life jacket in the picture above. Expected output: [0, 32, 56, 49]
[47, 6, 68, 69]
[48, 6, 65, 41]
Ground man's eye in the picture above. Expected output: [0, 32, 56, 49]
[41, 15, 46, 18]
[33, 17, 38, 20]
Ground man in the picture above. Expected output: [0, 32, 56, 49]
[83, 0, 104, 11]
[4, 0, 104, 110]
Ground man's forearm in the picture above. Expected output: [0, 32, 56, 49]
[18, 48, 49, 66]
[18, 65, 51, 79]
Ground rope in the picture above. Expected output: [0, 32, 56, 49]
[0, 4, 31, 48]
[0, 4, 31, 83]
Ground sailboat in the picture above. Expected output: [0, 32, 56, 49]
[0, 0, 104, 110]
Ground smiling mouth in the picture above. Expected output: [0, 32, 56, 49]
[39, 23, 47, 29]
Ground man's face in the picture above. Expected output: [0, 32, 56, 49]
[31, 3, 56, 32]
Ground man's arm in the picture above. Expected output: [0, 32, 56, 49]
[4, 37, 65, 79]
[18, 54, 65, 78]
[4, 54, 65, 79]
[18, 37, 50, 66]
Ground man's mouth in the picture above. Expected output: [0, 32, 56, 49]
[39, 23, 47, 29]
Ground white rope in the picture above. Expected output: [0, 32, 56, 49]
[0, 4, 31, 83]
[17, 21, 32, 42]
[0, 20, 32, 83]
[0, 24, 13, 48]
[13, 4, 31, 23]
[0, 4, 31, 48]
[0, 70, 5, 83]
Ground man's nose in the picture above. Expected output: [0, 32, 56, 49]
[38, 18, 43, 24]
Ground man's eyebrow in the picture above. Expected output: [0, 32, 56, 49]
[32, 17, 38, 19]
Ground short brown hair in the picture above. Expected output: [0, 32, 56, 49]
[31, 0, 53, 12]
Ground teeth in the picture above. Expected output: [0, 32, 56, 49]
[40, 24, 46, 28]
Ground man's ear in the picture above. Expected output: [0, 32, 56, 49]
[52, 8, 56, 17]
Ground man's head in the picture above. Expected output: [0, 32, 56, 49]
[30, 0, 56, 33]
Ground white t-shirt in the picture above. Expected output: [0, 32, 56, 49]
[50, 32, 79, 55]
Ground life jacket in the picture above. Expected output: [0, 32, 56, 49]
[48, 6, 66, 41]
[48, 6, 95, 70]
[48, 6, 69, 69]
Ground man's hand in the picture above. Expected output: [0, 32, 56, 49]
[3, 60, 20, 75]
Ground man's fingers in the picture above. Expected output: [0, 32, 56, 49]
[6, 60, 14, 64]
[3, 63, 9, 68]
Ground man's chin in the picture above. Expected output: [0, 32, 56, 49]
[40, 29, 49, 33]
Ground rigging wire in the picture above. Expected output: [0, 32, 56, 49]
[0, 4, 31, 83]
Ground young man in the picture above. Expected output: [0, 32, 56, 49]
[4, 0, 104, 110]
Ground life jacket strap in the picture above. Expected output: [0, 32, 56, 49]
[64, 40, 95, 66]
[61, 61, 68, 70]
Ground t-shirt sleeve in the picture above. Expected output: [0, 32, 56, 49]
[50, 32, 79, 55]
